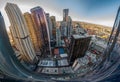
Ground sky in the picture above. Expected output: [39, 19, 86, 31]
[0, 0, 120, 31]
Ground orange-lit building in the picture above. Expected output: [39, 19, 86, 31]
[23, 12, 41, 55]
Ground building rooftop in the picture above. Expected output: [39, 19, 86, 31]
[60, 53, 68, 58]
[38, 58, 69, 67]
[93, 39, 107, 49]
[30, 6, 43, 12]
[40, 66, 73, 74]
[72, 34, 91, 39]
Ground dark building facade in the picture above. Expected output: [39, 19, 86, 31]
[69, 35, 91, 64]
[31, 6, 51, 55]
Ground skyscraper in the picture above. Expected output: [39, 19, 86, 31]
[0, 12, 12, 50]
[61, 9, 72, 38]
[46, 13, 53, 40]
[9, 25, 15, 46]
[56, 28, 62, 46]
[50, 16, 56, 29]
[60, 21, 67, 37]
[69, 35, 91, 64]
[67, 16, 73, 37]
[23, 12, 41, 55]
[107, 7, 120, 55]
[5, 3, 38, 63]
[30, 6, 51, 55]
[50, 16, 56, 40]
[63, 9, 69, 22]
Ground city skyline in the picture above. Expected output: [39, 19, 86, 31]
[0, 1, 120, 81]
[0, 0, 120, 31]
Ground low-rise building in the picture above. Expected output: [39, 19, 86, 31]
[38, 58, 69, 67]
[89, 38, 107, 55]
[41, 66, 73, 74]
[72, 51, 97, 72]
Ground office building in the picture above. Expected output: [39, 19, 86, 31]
[106, 7, 120, 56]
[60, 21, 67, 37]
[50, 16, 56, 29]
[60, 9, 73, 38]
[5, 3, 38, 63]
[67, 16, 73, 37]
[23, 12, 41, 55]
[56, 28, 62, 46]
[50, 16, 56, 40]
[72, 51, 97, 72]
[69, 34, 91, 64]
[89, 40, 107, 55]
[63, 9, 69, 22]
[30, 6, 51, 54]
[46, 13, 53, 40]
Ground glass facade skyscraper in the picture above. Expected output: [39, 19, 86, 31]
[50, 16, 56, 40]
[63, 9, 69, 22]
[31, 6, 51, 55]
[46, 13, 53, 40]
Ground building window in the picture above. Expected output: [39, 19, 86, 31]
[55, 70, 57, 72]
[46, 69, 49, 72]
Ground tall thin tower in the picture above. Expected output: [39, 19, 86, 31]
[63, 9, 69, 22]
[5, 3, 38, 63]
[23, 12, 41, 55]
[31, 6, 51, 56]
[46, 13, 53, 40]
